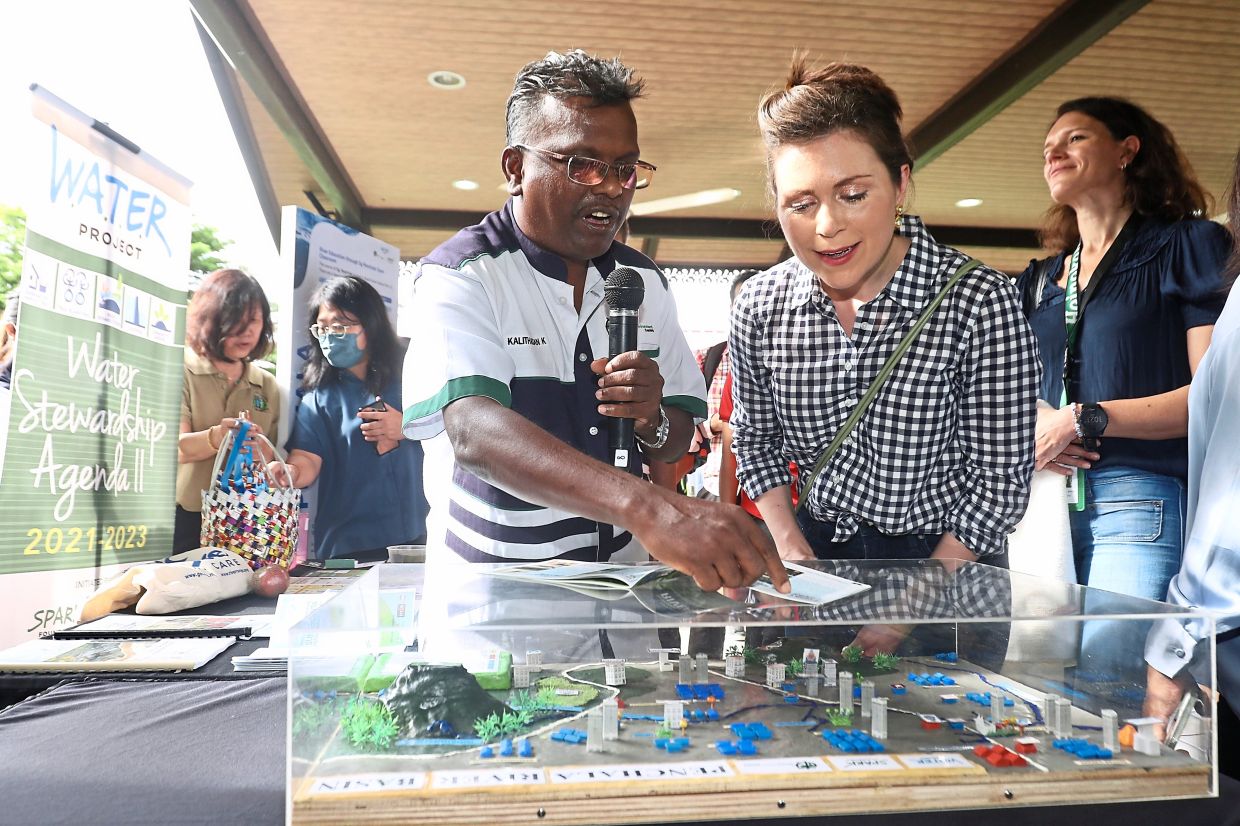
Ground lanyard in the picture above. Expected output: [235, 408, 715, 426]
[1062, 245, 1086, 511]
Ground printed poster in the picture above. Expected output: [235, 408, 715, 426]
[0, 87, 191, 646]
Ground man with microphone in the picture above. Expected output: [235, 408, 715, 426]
[401, 49, 787, 595]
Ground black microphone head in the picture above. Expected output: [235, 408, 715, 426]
[604, 267, 645, 311]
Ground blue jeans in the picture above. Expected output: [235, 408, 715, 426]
[1070, 466, 1186, 682]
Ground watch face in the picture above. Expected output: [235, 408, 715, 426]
[1080, 404, 1108, 438]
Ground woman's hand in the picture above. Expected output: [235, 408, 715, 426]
[772, 526, 815, 562]
[266, 461, 297, 488]
[1035, 404, 1099, 476]
[358, 401, 403, 454]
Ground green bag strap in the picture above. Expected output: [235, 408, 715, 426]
[794, 257, 982, 514]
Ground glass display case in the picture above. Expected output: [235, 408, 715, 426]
[287, 560, 1217, 824]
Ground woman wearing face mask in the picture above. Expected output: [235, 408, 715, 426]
[1018, 98, 1229, 603]
[729, 59, 1041, 568]
[176, 269, 279, 553]
[270, 276, 428, 561]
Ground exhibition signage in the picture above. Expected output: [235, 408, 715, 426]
[276, 205, 400, 559]
[0, 87, 191, 645]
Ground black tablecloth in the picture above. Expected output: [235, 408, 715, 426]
[0, 676, 285, 826]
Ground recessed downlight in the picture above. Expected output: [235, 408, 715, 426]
[427, 70, 466, 90]
[955, 198, 983, 208]
[452, 179, 479, 191]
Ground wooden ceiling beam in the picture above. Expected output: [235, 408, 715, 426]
[910, 0, 1151, 168]
[189, 0, 366, 231]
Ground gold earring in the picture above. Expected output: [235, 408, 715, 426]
[894, 204, 904, 228]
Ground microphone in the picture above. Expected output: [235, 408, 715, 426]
[604, 267, 645, 468]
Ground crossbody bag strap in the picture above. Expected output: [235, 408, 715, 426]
[794, 257, 982, 514]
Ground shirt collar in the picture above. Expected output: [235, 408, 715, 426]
[500, 199, 619, 284]
[788, 215, 942, 311]
[185, 348, 264, 386]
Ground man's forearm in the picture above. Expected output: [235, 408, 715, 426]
[446, 396, 670, 535]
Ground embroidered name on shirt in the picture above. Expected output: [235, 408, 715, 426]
[507, 336, 547, 346]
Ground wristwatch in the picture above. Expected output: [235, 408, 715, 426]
[635, 405, 671, 451]
[1074, 402, 1108, 451]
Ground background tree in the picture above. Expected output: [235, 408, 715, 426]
[0, 205, 27, 313]
[189, 222, 232, 290]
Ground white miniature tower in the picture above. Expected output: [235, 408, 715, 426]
[990, 693, 1003, 723]
[695, 653, 709, 682]
[512, 664, 532, 689]
[871, 697, 888, 740]
[652, 648, 678, 673]
[1044, 693, 1060, 733]
[822, 658, 838, 687]
[766, 661, 786, 688]
[805, 676, 820, 697]
[1130, 717, 1162, 756]
[839, 671, 854, 712]
[663, 700, 685, 730]
[860, 680, 875, 717]
[1102, 709, 1119, 751]
[678, 655, 692, 684]
[602, 697, 620, 740]
[1054, 698, 1073, 737]
[603, 658, 626, 687]
[587, 708, 605, 752]
[526, 650, 543, 671]
[803, 658, 819, 679]
[724, 652, 744, 679]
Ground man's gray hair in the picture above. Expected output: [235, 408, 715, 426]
[505, 50, 645, 146]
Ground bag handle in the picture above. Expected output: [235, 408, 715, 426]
[794, 258, 982, 514]
[207, 422, 286, 493]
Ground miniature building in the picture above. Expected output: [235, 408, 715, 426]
[512, 664, 532, 689]
[1129, 717, 1163, 756]
[603, 659, 626, 686]
[526, 650, 543, 670]
[860, 680, 875, 717]
[724, 654, 744, 678]
[803, 658, 819, 678]
[602, 698, 619, 740]
[1055, 698, 1073, 737]
[695, 653, 709, 683]
[839, 671, 854, 712]
[678, 655, 692, 683]
[871, 697, 888, 740]
[822, 658, 838, 687]
[1102, 709, 1119, 751]
[651, 647, 679, 673]
[766, 662, 786, 687]
[1044, 693, 1060, 733]
[587, 709, 605, 752]
[663, 700, 685, 729]
[990, 693, 1003, 723]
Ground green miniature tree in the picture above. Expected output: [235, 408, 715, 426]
[825, 709, 854, 727]
[473, 712, 503, 742]
[841, 645, 863, 664]
[292, 697, 339, 737]
[743, 647, 763, 665]
[340, 697, 399, 751]
[871, 652, 900, 672]
[786, 659, 805, 678]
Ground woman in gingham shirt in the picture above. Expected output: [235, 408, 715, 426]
[729, 59, 1041, 568]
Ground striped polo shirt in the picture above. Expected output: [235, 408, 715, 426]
[402, 201, 707, 562]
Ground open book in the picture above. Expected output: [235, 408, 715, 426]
[484, 560, 870, 607]
[0, 637, 236, 672]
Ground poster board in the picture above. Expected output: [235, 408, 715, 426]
[275, 206, 400, 559]
[0, 87, 191, 647]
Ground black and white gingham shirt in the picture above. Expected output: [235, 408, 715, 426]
[729, 216, 1041, 558]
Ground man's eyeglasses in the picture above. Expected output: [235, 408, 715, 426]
[310, 322, 360, 339]
[514, 145, 656, 191]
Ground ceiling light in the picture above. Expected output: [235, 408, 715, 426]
[628, 188, 741, 217]
[452, 179, 479, 191]
[955, 198, 983, 208]
[427, 70, 466, 90]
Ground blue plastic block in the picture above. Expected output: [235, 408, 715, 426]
[479, 746, 494, 758]
[942, 695, 959, 704]
[674, 737, 690, 748]
[499, 739, 514, 757]
[716, 741, 737, 755]
[731, 723, 753, 739]
[948, 719, 966, 730]
[783, 694, 799, 704]
[707, 709, 719, 721]
[654, 738, 668, 749]
[891, 684, 907, 695]
[935, 652, 959, 663]
[666, 742, 684, 753]
[708, 684, 725, 699]
[519, 739, 533, 758]
[853, 685, 862, 698]
[676, 684, 693, 700]
[737, 740, 758, 755]
[750, 723, 773, 740]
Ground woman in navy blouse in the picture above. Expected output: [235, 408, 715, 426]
[271, 277, 428, 560]
[1018, 98, 1230, 675]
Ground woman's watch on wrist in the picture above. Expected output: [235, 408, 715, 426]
[1073, 402, 1108, 450]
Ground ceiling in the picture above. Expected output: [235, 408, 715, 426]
[191, 0, 1240, 273]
